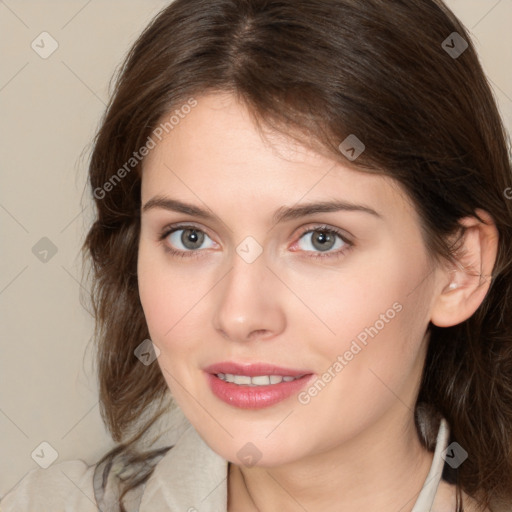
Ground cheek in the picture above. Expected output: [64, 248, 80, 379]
[137, 243, 218, 391]
[137, 259, 172, 340]
[138, 251, 180, 366]
[303, 247, 433, 413]
[137, 252, 201, 399]
[138, 241, 200, 338]
[306, 245, 430, 357]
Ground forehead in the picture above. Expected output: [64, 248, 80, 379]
[141, 92, 415, 224]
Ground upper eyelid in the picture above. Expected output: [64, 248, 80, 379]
[160, 222, 216, 241]
[297, 224, 351, 239]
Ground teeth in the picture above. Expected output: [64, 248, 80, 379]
[252, 375, 271, 385]
[216, 373, 303, 386]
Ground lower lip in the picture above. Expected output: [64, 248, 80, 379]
[205, 373, 314, 409]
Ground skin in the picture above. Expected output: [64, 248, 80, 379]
[137, 92, 498, 511]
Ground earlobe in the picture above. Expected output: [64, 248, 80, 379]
[430, 209, 499, 328]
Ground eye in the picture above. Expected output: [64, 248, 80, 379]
[293, 225, 353, 259]
[159, 225, 216, 257]
[158, 223, 353, 260]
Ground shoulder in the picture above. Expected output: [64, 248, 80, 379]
[0, 459, 97, 512]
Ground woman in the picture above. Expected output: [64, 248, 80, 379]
[2, 0, 511, 510]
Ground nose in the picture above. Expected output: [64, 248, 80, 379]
[212, 248, 286, 343]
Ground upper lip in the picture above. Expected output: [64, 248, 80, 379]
[203, 361, 312, 377]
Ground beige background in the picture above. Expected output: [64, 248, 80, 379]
[1, 0, 511, 496]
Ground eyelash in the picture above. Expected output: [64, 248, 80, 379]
[158, 223, 354, 260]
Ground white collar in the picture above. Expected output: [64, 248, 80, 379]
[137, 411, 449, 511]
[412, 417, 450, 511]
[140, 423, 228, 510]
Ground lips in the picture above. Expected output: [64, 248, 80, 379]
[203, 361, 315, 409]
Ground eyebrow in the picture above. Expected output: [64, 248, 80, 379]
[141, 196, 382, 223]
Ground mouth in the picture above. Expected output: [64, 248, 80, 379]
[203, 361, 314, 409]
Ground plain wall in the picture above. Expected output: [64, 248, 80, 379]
[1, 0, 511, 496]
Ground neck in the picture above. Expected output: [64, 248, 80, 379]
[228, 409, 434, 512]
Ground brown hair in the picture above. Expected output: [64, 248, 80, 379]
[82, 0, 512, 510]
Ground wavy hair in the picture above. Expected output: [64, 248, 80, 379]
[82, 0, 512, 510]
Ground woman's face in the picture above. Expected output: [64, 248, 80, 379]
[138, 92, 444, 466]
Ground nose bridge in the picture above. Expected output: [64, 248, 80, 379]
[212, 241, 285, 341]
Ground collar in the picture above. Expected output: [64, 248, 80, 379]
[138, 411, 450, 511]
[411, 417, 450, 511]
[139, 422, 228, 511]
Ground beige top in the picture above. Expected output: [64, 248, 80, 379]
[0, 409, 463, 512]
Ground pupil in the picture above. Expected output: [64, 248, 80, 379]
[182, 229, 204, 249]
[313, 230, 334, 251]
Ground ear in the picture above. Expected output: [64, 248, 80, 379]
[430, 209, 499, 328]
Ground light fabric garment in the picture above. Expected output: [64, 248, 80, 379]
[1, 408, 452, 512]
